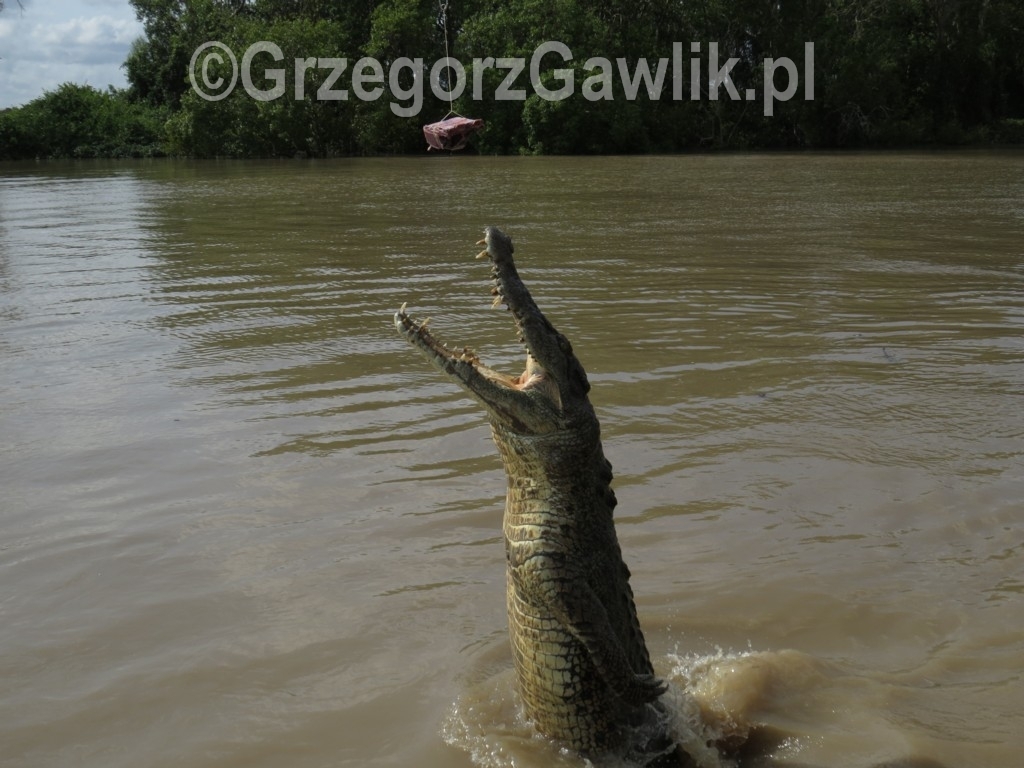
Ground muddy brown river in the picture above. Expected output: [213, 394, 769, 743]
[1, 153, 1022, 768]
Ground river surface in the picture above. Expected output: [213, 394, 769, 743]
[1, 154, 1022, 768]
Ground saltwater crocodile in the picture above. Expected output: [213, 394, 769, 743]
[395, 227, 690, 766]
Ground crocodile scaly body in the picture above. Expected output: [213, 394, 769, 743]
[395, 228, 689, 765]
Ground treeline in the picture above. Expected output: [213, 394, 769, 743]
[2, 0, 1024, 158]
[0, 85, 169, 159]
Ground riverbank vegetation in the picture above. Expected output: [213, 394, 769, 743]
[2, 0, 1023, 158]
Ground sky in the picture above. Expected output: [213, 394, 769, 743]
[0, 0, 142, 108]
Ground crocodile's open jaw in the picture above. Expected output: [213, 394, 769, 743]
[395, 227, 589, 434]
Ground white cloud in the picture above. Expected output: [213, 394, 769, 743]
[40, 15, 140, 47]
[0, 0, 142, 108]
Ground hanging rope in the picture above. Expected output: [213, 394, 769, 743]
[438, 0, 458, 119]
[422, 0, 484, 151]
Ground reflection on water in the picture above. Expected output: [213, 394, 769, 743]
[0, 155, 1022, 768]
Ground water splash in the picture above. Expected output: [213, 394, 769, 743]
[440, 649, 794, 768]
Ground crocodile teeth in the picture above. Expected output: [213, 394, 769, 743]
[476, 249, 488, 260]
[492, 295, 503, 308]
[476, 238, 486, 246]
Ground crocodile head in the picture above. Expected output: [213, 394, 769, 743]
[394, 227, 592, 436]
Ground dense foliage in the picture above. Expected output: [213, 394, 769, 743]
[2, 0, 1023, 158]
[0, 84, 168, 159]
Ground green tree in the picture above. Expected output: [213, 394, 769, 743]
[0, 84, 166, 159]
[166, 17, 357, 156]
[352, 0, 457, 153]
[126, 0, 236, 108]
[9, 0, 1021, 157]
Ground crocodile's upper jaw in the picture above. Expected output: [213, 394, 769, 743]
[394, 226, 590, 435]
